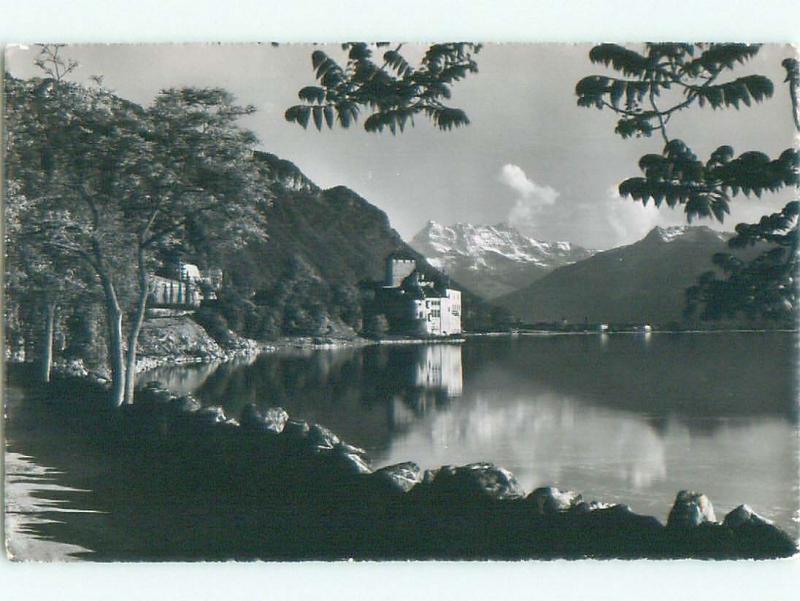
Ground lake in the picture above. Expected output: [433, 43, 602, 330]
[140, 331, 799, 534]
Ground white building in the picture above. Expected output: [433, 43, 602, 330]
[382, 253, 462, 336]
[411, 289, 462, 336]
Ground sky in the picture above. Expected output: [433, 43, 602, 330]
[6, 43, 797, 249]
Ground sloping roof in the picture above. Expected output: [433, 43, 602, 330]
[386, 250, 418, 261]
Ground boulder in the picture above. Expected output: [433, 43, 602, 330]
[428, 463, 525, 502]
[170, 394, 202, 414]
[140, 381, 177, 404]
[722, 504, 798, 557]
[331, 452, 372, 475]
[667, 490, 716, 528]
[239, 403, 263, 428]
[306, 423, 340, 453]
[579, 503, 664, 539]
[263, 407, 289, 433]
[723, 504, 773, 529]
[239, 404, 288, 433]
[528, 486, 583, 515]
[421, 468, 439, 485]
[335, 441, 368, 456]
[194, 405, 227, 424]
[372, 462, 422, 493]
[282, 419, 310, 441]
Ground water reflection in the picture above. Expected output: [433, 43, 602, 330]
[142, 333, 798, 532]
[414, 345, 463, 397]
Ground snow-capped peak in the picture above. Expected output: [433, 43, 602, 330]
[411, 221, 594, 270]
[646, 225, 729, 244]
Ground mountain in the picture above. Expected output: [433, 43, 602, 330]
[201, 153, 506, 338]
[497, 225, 750, 326]
[409, 221, 595, 299]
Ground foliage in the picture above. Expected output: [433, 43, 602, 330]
[619, 142, 798, 222]
[220, 257, 363, 339]
[576, 43, 772, 141]
[5, 51, 269, 403]
[286, 43, 481, 134]
[686, 201, 799, 320]
[577, 44, 799, 322]
[363, 313, 389, 338]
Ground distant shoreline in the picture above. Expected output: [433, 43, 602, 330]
[466, 328, 798, 337]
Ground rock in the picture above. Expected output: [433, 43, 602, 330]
[239, 403, 263, 428]
[429, 463, 525, 501]
[239, 404, 288, 433]
[723, 504, 773, 529]
[306, 423, 340, 453]
[282, 419, 310, 441]
[194, 405, 227, 424]
[722, 504, 798, 557]
[170, 395, 202, 414]
[528, 486, 583, 514]
[667, 490, 716, 528]
[571, 500, 615, 515]
[335, 441, 367, 456]
[331, 452, 372, 475]
[141, 381, 176, 404]
[580, 503, 664, 535]
[263, 407, 289, 433]
[421, 468, 439, 485]
[372, 462, 422, 493]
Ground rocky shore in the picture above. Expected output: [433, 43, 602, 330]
[6, 371, 797, 561]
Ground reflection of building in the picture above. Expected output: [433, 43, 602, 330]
[374, 252, 462, 336]
[414, 345, 463, 397]
[387, 343, 464, 430]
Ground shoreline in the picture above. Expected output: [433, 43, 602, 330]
[3, 376, 797, 561]
[466, 328, 799, 338]
[4, 451, 98, 561]
[30, 326, 800, 389]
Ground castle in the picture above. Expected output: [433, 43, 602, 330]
[375, 252, 462, 337]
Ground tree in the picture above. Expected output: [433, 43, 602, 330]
[286, 43, 481, 133]
[575, 44, 799, 321]
[6, 48, 269, 406]
[364, 314, 389, 338]
[4, 183, 92, 382]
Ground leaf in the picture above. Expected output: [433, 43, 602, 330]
[588, 44, 650, 76]
[295, 106, 311, 128]
[311, 50, 327, 69]
[609, 80, 626, 108]
[691, 43, 760, 71]
[695, 75, 774, 110]
[312, 106, 323, 131]
[297, 86, 325, 104]
[384, 50, 412, 77]
[347, 43, 371, 61]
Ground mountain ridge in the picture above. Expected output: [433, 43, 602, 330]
[410, 220, 595, 299]
[496, 224, 747, 326]
[203, 155, 508, 338]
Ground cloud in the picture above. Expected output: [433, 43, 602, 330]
[603, 185, 665, 247]
[499, 164, 559, 230]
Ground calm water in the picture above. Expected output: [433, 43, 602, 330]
[141, 332, 799, 533]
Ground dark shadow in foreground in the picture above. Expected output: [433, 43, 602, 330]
[5, 368, 797, 561]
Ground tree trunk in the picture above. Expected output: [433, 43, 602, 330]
[99, 273, 126, 408]
[123, 247, 149, 405]
[40, 301, 56, 383]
